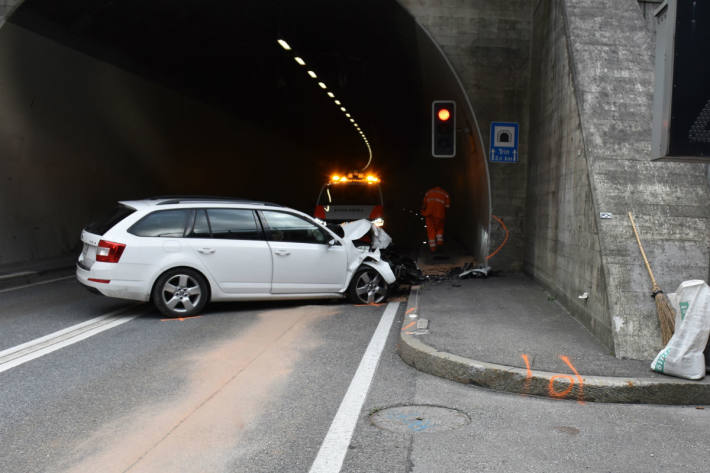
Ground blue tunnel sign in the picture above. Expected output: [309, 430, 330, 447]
[489, 122, 519, 163]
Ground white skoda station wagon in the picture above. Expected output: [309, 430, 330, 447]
[76, 198, 396, 317]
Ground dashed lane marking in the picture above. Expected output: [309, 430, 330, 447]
[0, 304, 143, 374]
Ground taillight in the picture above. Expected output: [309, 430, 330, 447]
[314, 205, 326, 219]
[96, 240, 126, 263]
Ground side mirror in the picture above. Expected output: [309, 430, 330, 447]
[328, 239, 340, 247]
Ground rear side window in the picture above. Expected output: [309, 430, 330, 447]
[85, 205, 136, 236]
[207, 209, 262, 240]
[128, 209, 190, 237]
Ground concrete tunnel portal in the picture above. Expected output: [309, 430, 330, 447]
[0, 0, 491, 269]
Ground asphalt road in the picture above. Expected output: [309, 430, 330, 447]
[2, 275, 709, 473]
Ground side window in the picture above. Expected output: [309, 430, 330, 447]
[261, 211, 329, 244]
[128, 209, 190, 237]
[187, 209, 211, 238]
[207, 209, 262, 240]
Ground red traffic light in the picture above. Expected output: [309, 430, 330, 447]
[437, 108, 451, 122]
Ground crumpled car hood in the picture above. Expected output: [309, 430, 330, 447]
[337, 219, 396, 285]
[340, 219, 392, 249]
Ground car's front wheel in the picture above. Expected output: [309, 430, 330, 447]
[152, 268, 209, 317]
[348, 266, 389, 304]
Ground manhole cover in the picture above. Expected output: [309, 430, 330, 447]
[370, 405, 470, 434]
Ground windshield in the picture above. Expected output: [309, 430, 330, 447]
[319, 183, 381, 206]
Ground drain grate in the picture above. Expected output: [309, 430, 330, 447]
[370, 405, 470, 434]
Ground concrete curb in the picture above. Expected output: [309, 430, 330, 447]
[397, 286, 710, 405]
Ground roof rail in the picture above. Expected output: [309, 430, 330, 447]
[148, 196, 282, 207]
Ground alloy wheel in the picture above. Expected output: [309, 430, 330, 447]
[161, 274, 202, 313]
[354, 269, 387, 304]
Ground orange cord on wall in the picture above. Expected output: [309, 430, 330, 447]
[486, 214, 509, 260]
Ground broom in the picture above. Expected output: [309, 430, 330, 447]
[628, 212, 676, 345]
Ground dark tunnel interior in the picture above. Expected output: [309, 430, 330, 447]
[0, 0, 490, 266]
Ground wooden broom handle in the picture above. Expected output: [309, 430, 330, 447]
[628, 212, 659, 290]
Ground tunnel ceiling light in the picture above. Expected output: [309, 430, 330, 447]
[277, 36, 373, 172]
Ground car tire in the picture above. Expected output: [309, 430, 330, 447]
[152, 268, 209, 317]
[348, 266, 389, 304]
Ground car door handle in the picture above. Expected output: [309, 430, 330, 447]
[198, 248, 216, 255]
[273, 250, 290, 256]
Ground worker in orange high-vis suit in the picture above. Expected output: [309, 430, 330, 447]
[421, 186, 450, 252]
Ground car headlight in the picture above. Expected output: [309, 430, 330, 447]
[373, 217, 385, 227]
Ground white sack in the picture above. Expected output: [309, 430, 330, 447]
[651, 280, 710, 380]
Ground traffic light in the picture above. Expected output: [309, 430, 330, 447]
[432, 100, 456, 157]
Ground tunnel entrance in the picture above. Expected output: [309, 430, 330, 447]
[0, 0, 489, 268]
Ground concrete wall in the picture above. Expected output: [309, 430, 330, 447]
[525, 0, 613, 349]
[0, 23, 309, 269]
[526, 0, 710, 359]
[638, 0, 663, 35]
[400, 0, 533, 271]
[0, 0, 20, 21]
[403, 0, 710, 358]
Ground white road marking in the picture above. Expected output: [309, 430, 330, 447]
[0, 304, 142, 374]
[309, 301, 400, 473]
[0, 275, 75, 294]
[0, 270, 36, 280]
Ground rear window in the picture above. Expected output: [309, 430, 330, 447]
[319, 183, 381, 206]
[128, 209, 191, 237]
[84, 205, 136, 236]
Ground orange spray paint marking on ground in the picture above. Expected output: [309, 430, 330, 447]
[160, 315, 202, 322]
[401, 321, 417, 331]
[559, 355, 585, 404]
[521, 354, 532, 396]
[406, 307, 417, 315]
[548, 374, 576, 398]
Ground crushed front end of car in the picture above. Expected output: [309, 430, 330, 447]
[338, 220, 424, 286]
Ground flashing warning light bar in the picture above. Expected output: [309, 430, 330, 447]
[330, 172, 380, 184]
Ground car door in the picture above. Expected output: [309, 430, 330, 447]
[259, 210, 347, 294]
[185, 208, 272, 294]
